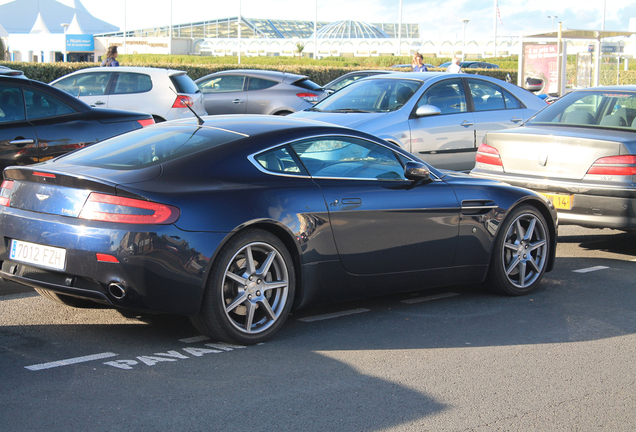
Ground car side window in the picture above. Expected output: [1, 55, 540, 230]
[503, 89, 521, 109]
[417, 79, 467, 115]
[254, 146, 305, 175]
[198, 76, 246, 93]
[468, 79, 506, 111]
[0, 85, 26, 123]
[54, 72, 111, 96]
[290, 137, 406, 180]
[247, 77, 277, 91]
[113, 73, 152, 95]
[24, 89, 76, 120]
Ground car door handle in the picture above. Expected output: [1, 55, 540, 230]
[9, 139, 35, 145]
[94, 101, 106, 106]
[510, 117, 523, 123]
[461, 121, 474, 127]
[341, 198, 362, 205]
[232, 99, 244, 104]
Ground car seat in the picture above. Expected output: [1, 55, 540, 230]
[563, 110, 595, 125]
[599, 114, 627, 127]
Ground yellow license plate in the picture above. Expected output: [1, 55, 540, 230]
[540, 192, 572, 210]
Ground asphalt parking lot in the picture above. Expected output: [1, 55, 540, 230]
[1, 225, 635, 431]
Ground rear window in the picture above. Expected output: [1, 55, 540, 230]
[58, 126, 242, 170]
[293, 78, 323, 91]
[170, 74, 200, 95]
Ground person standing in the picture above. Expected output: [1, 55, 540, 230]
[101, 46, 120, 67]
[412, 54, 428, 72]
[446, 57, 462, 73]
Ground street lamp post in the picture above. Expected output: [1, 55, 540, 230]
[548, 15, 558, 29]
[461, 19, 470, 62]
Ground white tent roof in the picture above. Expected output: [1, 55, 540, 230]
[0, 0, 117, 34]
[30, 12, 51, 34]
[0, 22, 9, 38]
[66, 13, 85, 34]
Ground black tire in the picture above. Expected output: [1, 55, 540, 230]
[485, 205, 550, 296]
[34, 287, 104, 308]
[190, 229, 295, 345]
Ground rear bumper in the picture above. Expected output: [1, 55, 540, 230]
[471, 170, 636, 229]
[0, 207, 227, 314]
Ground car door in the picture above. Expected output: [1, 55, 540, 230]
[408, 78, 476, 171]
[108, 72, 154, 114]
[197, 75, 247, 115]
[23, 87, 94, 163]
[52, 71, 113, 108]
[0, 83, 37, 170]
[467, 78, 526, 146]
[289, 136, 459, 275]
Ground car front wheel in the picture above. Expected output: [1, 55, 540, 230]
[190, 229, 295, 344]
[486, 205, 550, 296]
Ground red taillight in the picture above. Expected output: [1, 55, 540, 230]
[475, 143, 503, 166]
[33, 172, 56, 178]
[137, 118, 155, 127]
[587, 155, 636, 176]
[296, 93, 320, 103]
[172, 95, 193, 108]
[96, 253, 119, 263]
[79, 193, 180, 224]
[0, 180, 14, 207]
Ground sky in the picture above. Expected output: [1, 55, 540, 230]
[6, 0, 636, 40]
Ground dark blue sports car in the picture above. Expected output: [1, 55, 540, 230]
[0, 116, 557, 344]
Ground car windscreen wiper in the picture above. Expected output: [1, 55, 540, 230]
[327, 108, 374, 113]
[306, 107, 323, 112]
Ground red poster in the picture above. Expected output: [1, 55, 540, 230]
[524, 44, 558, 95]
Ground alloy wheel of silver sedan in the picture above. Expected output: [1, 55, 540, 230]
[190, 229, 295, 344]
[487, 205, 550, 296]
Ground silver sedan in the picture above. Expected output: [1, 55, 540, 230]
[291, 72, 546, 172]
[194, 69, 327, 116]
[471, 86, 636, 230]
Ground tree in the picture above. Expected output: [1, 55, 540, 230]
[0, 38, 5, 61]
[295, 42, 305, 58]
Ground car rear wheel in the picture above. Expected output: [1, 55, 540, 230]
[190, 229, 295, 345]
[486, 205, 550, 296]
[34, 287, 104, 308]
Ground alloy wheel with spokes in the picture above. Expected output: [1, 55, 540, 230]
[487, 205, 550, 296]
[190, 229, 295, 344]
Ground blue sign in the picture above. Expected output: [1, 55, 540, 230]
[66, 34, 94, 52]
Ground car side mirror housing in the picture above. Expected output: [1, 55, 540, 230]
[405, 161, 431, 182]
[414, 105, 442, 117]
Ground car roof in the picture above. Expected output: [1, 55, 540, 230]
[197, 69, 307, 82]
[56, 67, 187, 76]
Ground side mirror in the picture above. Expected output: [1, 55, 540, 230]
[414, 105, 441, 118]
[405, 161, 431, 182]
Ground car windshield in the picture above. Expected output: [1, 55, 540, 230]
[58, 125, 242, 170]
[528, 90, 636, 130]
[310, 78, 422, 113]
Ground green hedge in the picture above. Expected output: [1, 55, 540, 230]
[0, 60, 518, 86]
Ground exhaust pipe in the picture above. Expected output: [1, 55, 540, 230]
[109, 283, 126, 300]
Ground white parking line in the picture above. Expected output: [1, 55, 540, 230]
[573, 266, 610, 273]
[401, 292, 460, 304]
[25, 352, 118, 371]
[298, 308, 370, 322]
[178, 335, 210, 344]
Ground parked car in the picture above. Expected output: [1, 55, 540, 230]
[323, 70, 392, 94]
[438, 61, 500, 69]
[0, 115, 556, 344]
[194, 70, 327, 116]
[50, 67, 206, 122]
[0, 66, 26, 78]
[471, 86, 636, 230]
[290, 72, 546, 171]
[391, 64, 437, 70]
[0, 75, 154, 171]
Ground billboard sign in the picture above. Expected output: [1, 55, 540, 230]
[523, 43, 558, 95]
[66, 34, 94, 52]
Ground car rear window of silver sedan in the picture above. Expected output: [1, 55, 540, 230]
[529, 90, 636, 130]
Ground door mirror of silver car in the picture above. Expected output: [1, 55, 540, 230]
[405, 161, 431, 181]
[414, 105, 442, 117]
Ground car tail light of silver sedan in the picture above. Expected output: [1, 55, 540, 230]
[296, 93, 320, 103]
